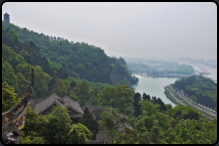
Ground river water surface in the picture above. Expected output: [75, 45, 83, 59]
[132, 74, 177, 107]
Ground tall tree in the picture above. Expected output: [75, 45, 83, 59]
[133, 92, 142, 117]
[142, 93, 151, 101]
[46, 105, 72, 126]
[2, 58, 18, 91]
[76, 82, 90, 106]
[44, 117, 69, 144]
[98, 107, 122, 144]
[79, 107, 99, 140]
[114, 128, 138, 144]
[67, 123, 93, 144]
[2, 81, 20, 113]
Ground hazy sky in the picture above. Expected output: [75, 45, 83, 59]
[2, 2, 217, 59]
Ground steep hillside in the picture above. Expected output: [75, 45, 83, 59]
[2, 21, 138, 85]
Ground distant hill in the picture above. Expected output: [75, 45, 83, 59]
[2, 21, 138, 86]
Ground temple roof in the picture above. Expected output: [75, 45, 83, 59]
[64, 96, 84, 114]
[81, 106, 112, 113]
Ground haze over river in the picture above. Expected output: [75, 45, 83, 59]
[132, 74, 177, 107]
[178, 62, 217, 83]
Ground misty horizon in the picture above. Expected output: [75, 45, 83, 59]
[2, 2, 217, 60]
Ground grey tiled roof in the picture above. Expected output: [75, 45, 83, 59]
[34, 93, 64, 114]
[34, 93, 83, 115]
[81, 106, 112, 113]
[63, 96, 84, 114]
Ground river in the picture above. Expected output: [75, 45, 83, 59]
[132, 74, 177, 107]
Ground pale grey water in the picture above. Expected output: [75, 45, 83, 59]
[132, 74, 177, 107]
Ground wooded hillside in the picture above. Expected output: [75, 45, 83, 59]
[2, 21, 138, 86]
[172, 75, 217, 110]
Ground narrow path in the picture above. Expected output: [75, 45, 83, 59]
[166, 86, 216, 120]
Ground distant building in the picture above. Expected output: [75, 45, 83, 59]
[82, 104, 132, 143]
[4, 12, 10, 23]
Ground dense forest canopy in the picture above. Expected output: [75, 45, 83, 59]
[172, 75, 217, 110]
[2, 21, 138, 86]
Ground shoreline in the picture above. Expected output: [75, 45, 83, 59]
[132, 73, 151, 78]
[165, 85, 216, 120]
[139, 73, 151, 78]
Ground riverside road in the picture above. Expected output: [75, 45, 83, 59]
[166, 86, 217, 119]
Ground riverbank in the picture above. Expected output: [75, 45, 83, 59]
[165, 85, 217, 120]
[164, 87, 181, 105]
[138, 73, 151, 78]
[133, 72, 193, 78]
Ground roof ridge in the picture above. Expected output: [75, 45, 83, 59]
[66, 104, 84, 114]
[38, 92, 61, 104]
[37, 98, 64, 114]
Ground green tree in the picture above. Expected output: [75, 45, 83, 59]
[79, 107, 99, 140]
[191, 95, 198, 101]
[19, 131, 45, 144]
[155, 112, 170, 131]
[19, 49, 30, 60]
[20, 106, 49, 144]
[99, 85, 135, 116]
[66, 129, 81, 144]
[70, 80, 77, 88]
[16, 73, 26, 90]
[2, 81, 20, 113]
[44, 117, 69, 144]
[89, 87, 99, 106]
[98, 85, 115, 106]
[133, 92, 142, 117]
[22, 106, 49, 135]
[114, 128, 138, 144]
[50, 78, 68, 97]
[134, 99, 163, 144]
[2, 59, 18, 91]
[76, 82, 90, 106]
[139, 98, 160, 117]
[142, 93, 151, 101]
[68, 90, 79, 101]
[68, 123, 93, 143]
[46, 105, 72, 126]
[183, 111, 199, 120]
[98, 107, 122, 144]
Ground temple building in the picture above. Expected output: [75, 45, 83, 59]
[28, 93, 84, 124]
[4, 12, 10, 23]
[82, 103, 112, 121]
[82, 102, 132, 143]
[28, 97, 132, 143]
